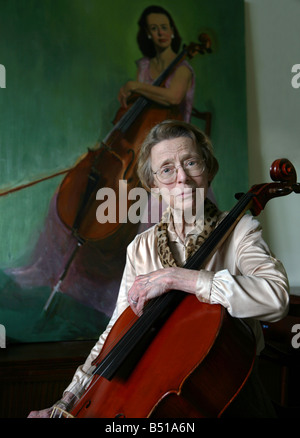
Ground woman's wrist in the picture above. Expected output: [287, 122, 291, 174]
[168, 267, 199, 295]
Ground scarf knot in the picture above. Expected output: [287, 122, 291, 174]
[156, 198, 221, 268]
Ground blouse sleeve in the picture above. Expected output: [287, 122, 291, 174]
[63, 241, 137, 398]
[195, 215, 289, 322]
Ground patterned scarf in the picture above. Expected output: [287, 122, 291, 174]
[156, 198, 221, 267]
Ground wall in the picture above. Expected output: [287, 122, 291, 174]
[244, 0, 300, 292]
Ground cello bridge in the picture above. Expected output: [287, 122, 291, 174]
[50, 405, 74, 418]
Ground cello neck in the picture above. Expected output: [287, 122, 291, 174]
[185, 192, 254, 270]
[102, 47, 189, 143]
[152, 46, 189, 86]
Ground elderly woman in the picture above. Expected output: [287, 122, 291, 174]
[28, 120, 289, 418]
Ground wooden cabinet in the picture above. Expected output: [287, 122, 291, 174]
[0, 340, 95, 418]
[259, 295, 300, 414]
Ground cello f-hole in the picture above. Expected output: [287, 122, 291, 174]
[85, 400, 91, 409]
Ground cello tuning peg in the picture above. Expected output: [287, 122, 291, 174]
[197, 33, 212, 53]
[292, 183, 300, 193]
[235, 192, 244, 200]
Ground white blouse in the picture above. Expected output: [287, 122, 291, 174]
[64, 213, 289, 398]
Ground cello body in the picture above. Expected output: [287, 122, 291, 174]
[70, 296, 255, 418]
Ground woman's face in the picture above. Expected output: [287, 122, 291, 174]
[150, 137, 210, 218]
[146, 13, 173, 51]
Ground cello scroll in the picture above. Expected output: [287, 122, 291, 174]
[270, 158, 300, 193]
[184, 34, 212, 60]
[239, 158, 300, 217]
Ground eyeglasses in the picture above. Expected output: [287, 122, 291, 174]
[152, 158, 206, 184]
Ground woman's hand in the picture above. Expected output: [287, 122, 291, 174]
[127, 267, 199, 315]
[118, 81, 136, 108]
[128, 268, 171, 315]
[27, 391, 77, 418]
[27, 406, 53, 418]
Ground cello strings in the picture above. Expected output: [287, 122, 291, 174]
[63, 292, 175, 412]
[95, 192, 256, 377]
[55, 311, 138, 412]
[106, 47, 186, 138]
[184, 192, 254, 270]
[113, 97, 149, 134]
[93, 294, 179, 379]
[63, 192, 255, 413]
[88, 294, 170, 380]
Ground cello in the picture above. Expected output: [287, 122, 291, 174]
[56, 37, 212, 241]
[51, 158, 300, 418]
[43, 36, 212, 312]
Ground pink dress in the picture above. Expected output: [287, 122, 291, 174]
[136, 57, 195, 122]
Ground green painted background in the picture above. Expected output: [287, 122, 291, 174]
[0, 0, 247, 342]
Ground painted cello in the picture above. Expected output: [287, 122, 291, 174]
[56, 37, 211, 242]
[43, 37, 212, 312]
